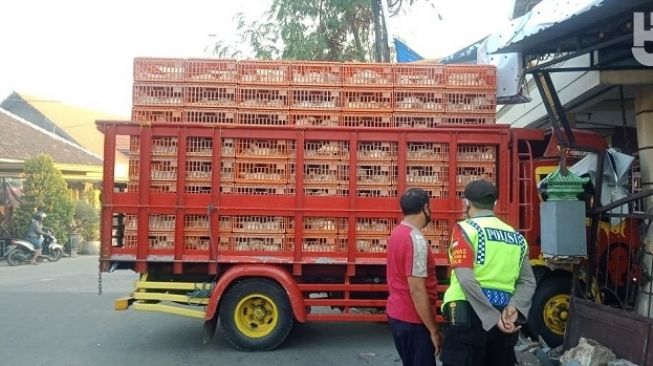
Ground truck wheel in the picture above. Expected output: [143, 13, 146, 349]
[218, 278, 294, 351]
[528, 276, 571, 347]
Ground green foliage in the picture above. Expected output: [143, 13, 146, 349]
[12, 155, 74, 244]
[220, 0, 429, 62]
[72, 200, 100, 241]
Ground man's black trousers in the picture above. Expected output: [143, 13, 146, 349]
[440, 308, 518, 366]
[388, 317, 436, 366]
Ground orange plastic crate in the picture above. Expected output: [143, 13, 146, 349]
[185, 159, 212, 181]
[129, 136, 140, 155]
[219, 216, 233, 233]
[406, 163, 448, 185]
[185, 108, 236, 124]
[355, 218, 395, 235]
[393, 64, 445, 87]
[423, 219, 449, 236]
[123, 214, 138, 231]
[304, 162, 349, 185]
[239, 60, 289, 85]
[343, 63, 393, 86]
[149, 214, 176, 232]
[187, 137, 213, 156]
[456, 164, 496, 197]
[236, 138, 295, 159]
[224, 234, 293, 252]
[290, 62, 342, 86]
[342, 112, 393, 128]
[221, 138, 235, 157]
[355, 235, 388, 253]
[406, 184, 447, 199]
[184, 214, 210, 231]
[304, 140, 350, 160]
[357, 141, 398, 161]
[221, 184, 296, 196]
[151, 136, 178, 155]
[303, 236, 347, 252]
[237, 110, 289, 126]
[235, 161, 295, 184]
[441, 113, 495, 125]
[185, 184, 211, 194]
[185, 84, 237, 107]
[184, 235, 210, 251]
[445, 65, 496, 88]
[457, 145, 496, 162]
[303, 217, 347, 234]
[406, 142, 449, 162]
[238, 86, 288, 109]
[289, 87, 340, 109]
[128, 158, 140, 180]
[357, 163, 398, 186]
[232, 216, 289, 234]
[127, 182, 140, 193]
[132, 107, 183, 124]
[426, 235, 449, 255]
[445, 89, 496, 113]
[303, 184, 349, 197]
[394, 89, 445, 112]
[150, 161, 177, 180]
[220, 158, 235, 183]
[290, 111, 340, 127]
[133, 58, 185, 82]
[186, 58, 237, 83]
[132, 83, 183, 106]
[393, 112, 443, 128]
[342, 89, 392, 111]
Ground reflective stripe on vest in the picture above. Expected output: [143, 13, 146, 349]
[443, 216, 527, 308]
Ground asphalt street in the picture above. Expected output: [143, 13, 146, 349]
[0, 256, 400, 366]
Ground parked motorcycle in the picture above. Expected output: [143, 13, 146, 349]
[6, 230, 64, 266]
[0, 236, 11, 260]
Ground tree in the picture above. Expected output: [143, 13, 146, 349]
[221, 0, 432, 62]
[71, 200, 99, 241]
[12, 154, 74, 245]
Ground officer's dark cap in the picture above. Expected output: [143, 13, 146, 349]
[463, 180, 497, 204]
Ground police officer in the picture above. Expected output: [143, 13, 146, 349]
[440, 180, 536, 366]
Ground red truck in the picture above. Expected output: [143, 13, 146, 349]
[98, 120, 637, 350]
[98, 59, 638, 350]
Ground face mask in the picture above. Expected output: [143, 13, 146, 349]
[422, 206, 431, 229]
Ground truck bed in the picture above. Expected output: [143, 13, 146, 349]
[98, 121, 513, 274]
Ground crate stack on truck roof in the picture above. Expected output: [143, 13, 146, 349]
[100, 58, 499, 273]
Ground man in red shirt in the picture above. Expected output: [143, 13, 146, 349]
[387, 188, 442, 365]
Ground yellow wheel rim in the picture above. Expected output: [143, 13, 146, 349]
[234, 293, 278, 338]
[543, 294, 570, 336]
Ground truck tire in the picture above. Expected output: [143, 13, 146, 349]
[528, 276, 571, 347]
[218, 278, 294, 351]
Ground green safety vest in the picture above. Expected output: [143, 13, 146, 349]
[443, 216, 527, 308]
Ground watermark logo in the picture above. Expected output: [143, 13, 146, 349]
[633, 12, 653, 67]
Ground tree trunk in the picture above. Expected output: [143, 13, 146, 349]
[371, 0, 384, 62]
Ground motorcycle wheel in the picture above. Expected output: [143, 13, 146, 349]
[47, 248, 63, 262]
[7, 250, 24, 266]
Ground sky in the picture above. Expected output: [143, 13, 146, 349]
[0, 0, 514, 116]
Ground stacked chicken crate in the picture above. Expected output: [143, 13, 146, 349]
[130, 58, 496, 256]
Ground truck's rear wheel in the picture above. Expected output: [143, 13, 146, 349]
[528, 276, 571, 347]
[219, 278, 293, 351]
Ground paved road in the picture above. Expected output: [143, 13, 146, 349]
[0, 256, 400, 366]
